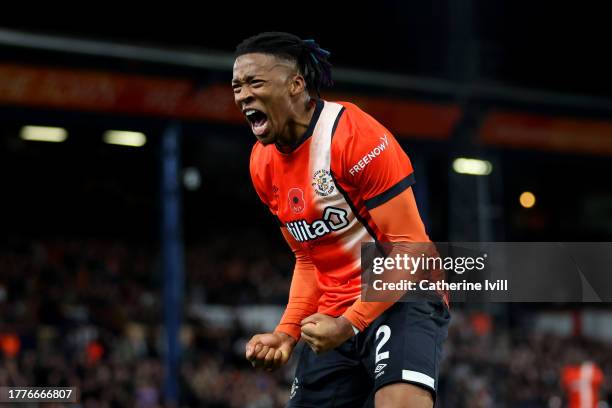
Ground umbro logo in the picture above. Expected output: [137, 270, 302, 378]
[290, 378, 299, 399]
[374, 363, 387, 374]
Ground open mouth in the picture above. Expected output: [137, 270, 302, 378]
[244, 109, 269, 137]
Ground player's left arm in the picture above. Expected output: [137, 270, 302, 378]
[300, 188, 428, 352]
[301, 105, 430, 352]
[342, 187, 430, 330]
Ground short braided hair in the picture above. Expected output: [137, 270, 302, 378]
[235, 32, 333, 96]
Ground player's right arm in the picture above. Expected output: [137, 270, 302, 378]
[247, 144, 321, 370]
[275, 227, 322, 338]
[245, 227, 321, 371]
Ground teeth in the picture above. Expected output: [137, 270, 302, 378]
[245, 109, 257, 117]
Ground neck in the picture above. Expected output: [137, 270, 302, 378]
[277, 99, 317, 152]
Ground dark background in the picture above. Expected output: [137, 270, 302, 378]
[1, 4, 612, 406]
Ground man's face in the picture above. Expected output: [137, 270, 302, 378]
[232, 53, 297, 145]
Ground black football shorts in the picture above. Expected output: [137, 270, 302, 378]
[287, 300, 450, 407]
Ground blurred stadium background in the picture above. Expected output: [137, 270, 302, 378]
[1, 3, 612, 407]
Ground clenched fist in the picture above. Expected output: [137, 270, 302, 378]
[301, 314, 355, 354]
[245, 331, 297, 371]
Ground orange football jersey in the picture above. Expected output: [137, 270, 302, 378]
[250, 99, 427, 337]
[562, 362, 604, 408]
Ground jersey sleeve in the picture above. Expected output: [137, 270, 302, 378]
[342, 187, 432, 330]
[334, 103, 415, 210]
[275, 228, 322, 339]
[249, 142, 270, 205]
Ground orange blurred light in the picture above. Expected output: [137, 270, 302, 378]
[520, 191, 536, 208]
[86, 341, 104, 364]
[1, 334, 21, 358]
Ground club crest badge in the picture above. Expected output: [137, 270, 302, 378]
[288, 188, 305, 213]
[312, 169, 335, 197]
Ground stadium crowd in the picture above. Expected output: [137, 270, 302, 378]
[1, 239, 610, 407]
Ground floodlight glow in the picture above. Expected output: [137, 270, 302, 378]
[452, 158, 492, 176]
[20, 126, 67, 142]
[183, 167, 201, 191]
[103, 130, 146, 147]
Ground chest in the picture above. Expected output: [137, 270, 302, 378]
[271, 151, 343, 223]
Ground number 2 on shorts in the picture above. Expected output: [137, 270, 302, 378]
[375, 325, 391, 363]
